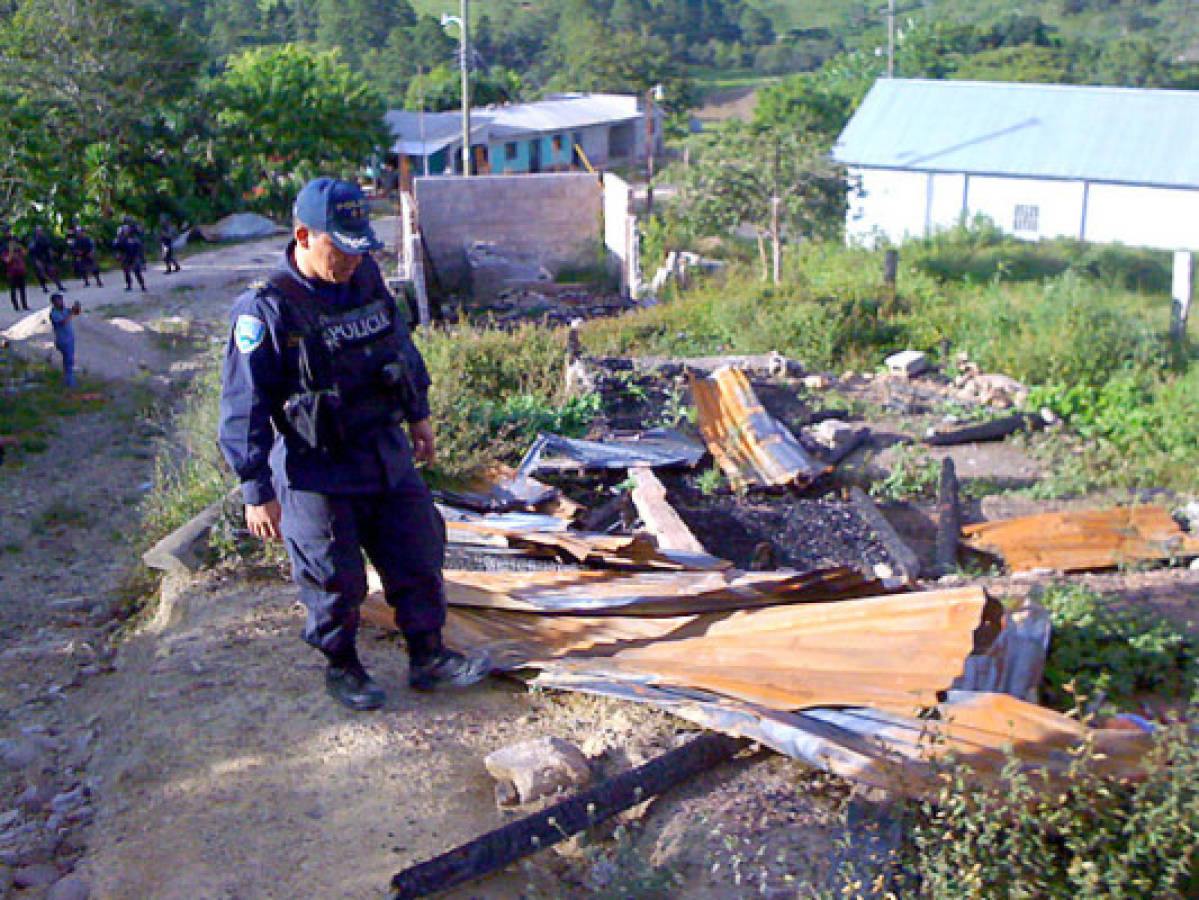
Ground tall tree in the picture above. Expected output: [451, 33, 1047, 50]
[212, 44, 387, 215]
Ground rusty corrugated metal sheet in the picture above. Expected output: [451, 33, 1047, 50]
[365, 583, 996, 713]
[425, 566, 890, 615]
[535, 678, 1151, 792]
[690, 366, 829, 490]
[961, 505, 1199, 572]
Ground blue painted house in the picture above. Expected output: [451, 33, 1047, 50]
[385, 93, 663, 188]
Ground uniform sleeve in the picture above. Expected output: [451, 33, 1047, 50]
[218, 292, 286, 506]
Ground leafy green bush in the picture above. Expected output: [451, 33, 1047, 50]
[890, 719, 1197, 900]
[1038, 583, 1195, 713]
[418, 322, 568, 482]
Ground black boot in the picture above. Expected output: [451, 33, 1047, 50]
[324, 650, 385, 711]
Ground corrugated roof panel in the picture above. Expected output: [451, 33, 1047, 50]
[834, 79, 1199, 188]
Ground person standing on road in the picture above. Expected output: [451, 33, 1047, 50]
[158, 217, 182, 274]
[217, 176, 490, 712]
[3, 237, 30, 312]
[48, 292, 82, 387]
[69, 225, 102, 287]
[28, 226, 67, 293]
[113, 221, 147, 291]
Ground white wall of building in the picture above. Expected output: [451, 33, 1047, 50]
[846, 169, 930, 245]
[965, 176, 1085, 241]
[847, 167, 1199, 251]
[1085, 183, 1199, 250]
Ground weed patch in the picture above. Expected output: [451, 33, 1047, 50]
[1037, 583, 1195, 714]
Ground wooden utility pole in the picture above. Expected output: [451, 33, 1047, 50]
[887, 0, 896, 77]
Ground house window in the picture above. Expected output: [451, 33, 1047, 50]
[553, 134, 564, 153]
[505, 142, 518, 161]
[1013, 204, 1039, 233]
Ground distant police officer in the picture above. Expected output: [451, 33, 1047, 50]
[113, 220, 147, 291]
[29, 226, 66, 293]
[217, 177, 489, 711]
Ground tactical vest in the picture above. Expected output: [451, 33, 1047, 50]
[262, 269, 416, 456]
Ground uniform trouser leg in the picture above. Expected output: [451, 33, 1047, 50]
[279, 473, 446, 660]
[356, 467, 447, 640]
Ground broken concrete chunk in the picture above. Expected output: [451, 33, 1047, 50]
[802, 373, 832, 390]
[807, 419, 859, 452]
[141, 498, 223, 573]
[884, 350, 930, 377]
[484, 737, 592, 806]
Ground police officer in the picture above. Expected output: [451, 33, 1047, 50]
[69, 225, 102, 287]
[29, 226, 66, 293]
[113, 220, 147, 291]
[217, 177, 489, 711]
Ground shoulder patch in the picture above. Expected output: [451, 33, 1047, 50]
[234, 314, 267, 354]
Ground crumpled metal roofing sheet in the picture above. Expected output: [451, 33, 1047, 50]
[691, 366, 828, 490]
[833, 78, 1199, 189]
[526, 680, 1149, 793]
[516, 428, 707, 474]
[423, 565, 887, 615]
[364, 585, 996, 713]
[961, 504, 1199, 572]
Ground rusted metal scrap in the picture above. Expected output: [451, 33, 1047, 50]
[961, 504, 1199, 572]
[691, 365, 829, 490]
[441, 511, 731, 571]
[515, 428, 706, 475]
[365, 583, 995, 712]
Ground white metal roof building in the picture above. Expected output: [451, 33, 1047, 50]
[832, 79, 1199, 250]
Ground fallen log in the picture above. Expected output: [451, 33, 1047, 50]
[387, 733, 749, 900]
[934, 457, 960, 576]
[924, 411, 1050, 446]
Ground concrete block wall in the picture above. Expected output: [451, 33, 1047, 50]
[414, 173, 603, 292]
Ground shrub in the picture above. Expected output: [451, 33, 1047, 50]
[1037, 583, 1195, 713]
[888, 718, 1198, 900]
[418, 322, 568, 482]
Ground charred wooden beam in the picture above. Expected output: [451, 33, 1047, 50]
[924, 412, 1049, 446]
[848, 487, 920, 584]
[387, 733, 749, 900]
[934, 457, 960, 577]
[629, 466, 707, 553]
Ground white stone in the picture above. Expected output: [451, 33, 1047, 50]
[884, 350, 930, 377]
[808, 419, 858, 451]
[484, 737, 592, 806]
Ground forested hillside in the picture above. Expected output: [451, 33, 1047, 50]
[0, 0, 1196, 244]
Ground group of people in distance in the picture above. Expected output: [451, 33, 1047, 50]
[1, 216, 183, 312]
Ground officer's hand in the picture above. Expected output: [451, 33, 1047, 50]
[245, 500, 282, 541]
[409, 418, 436, 465]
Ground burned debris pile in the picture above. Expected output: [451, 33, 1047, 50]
[362, 346, 1190, 803]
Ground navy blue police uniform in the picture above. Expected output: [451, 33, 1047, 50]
[218, 244, 446, 663]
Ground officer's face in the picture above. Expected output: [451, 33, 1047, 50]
[296, 227, 363, 284]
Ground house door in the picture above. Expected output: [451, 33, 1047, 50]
[530, 138, 542, 173]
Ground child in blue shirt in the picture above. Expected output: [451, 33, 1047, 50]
[48, 292, 82, 387]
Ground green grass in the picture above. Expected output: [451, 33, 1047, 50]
[0, 354, 108, 458]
